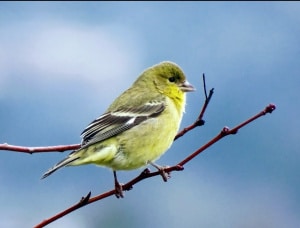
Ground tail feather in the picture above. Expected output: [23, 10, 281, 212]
[41, 155, 80, 179]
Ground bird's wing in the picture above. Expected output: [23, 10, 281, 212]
[80, 102, 165, 148]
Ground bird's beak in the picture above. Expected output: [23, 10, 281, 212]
[180, 80, 196, 92]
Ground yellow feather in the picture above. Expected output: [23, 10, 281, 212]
[42, 61, 195, 184]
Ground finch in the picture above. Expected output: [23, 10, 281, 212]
[42, 61, 195, 197]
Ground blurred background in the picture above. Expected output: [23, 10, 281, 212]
[0, 2, 299, 228]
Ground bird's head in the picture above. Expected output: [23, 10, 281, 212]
[146, 61, 195, 97]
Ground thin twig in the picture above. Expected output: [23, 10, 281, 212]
[0, 144, 80, 154]
[174, 75, 213, 141]
[178, 103, 276, 166]
[203, 73, 208, 100]
[34, 103, 276, 228]
[174, 88, 214, 140]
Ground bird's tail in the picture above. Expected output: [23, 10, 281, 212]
[41, 154, 80, 179]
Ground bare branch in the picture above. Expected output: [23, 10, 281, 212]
[0, 143, 80, 154]
[202, 73, 208, 100]
[178, 103, 276, 166]
[174, 74, 214, 141]
[34, 103, 276, 228]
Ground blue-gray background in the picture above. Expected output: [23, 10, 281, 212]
[0, 2, 299, 228]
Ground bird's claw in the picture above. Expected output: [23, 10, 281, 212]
[114, 181, 124, 198]
[158, 166, 170, 182]
[148, 161, 170, 182]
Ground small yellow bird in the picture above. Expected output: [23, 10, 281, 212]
[42, 61, 195, 197]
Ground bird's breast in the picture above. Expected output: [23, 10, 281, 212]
[111, 101, 182, 170]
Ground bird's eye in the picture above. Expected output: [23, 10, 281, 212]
[168, 76, 176, 83]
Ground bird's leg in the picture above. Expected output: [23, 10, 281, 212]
[148, 161, 170, 182]
[113, 171, 124, 198]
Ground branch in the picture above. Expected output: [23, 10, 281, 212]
[0, 144, 80, 154]
[177, 103, 276, 166]
[34, 103, 276, 228]
[175, 74, 213, 140]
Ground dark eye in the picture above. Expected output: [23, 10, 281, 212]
[168, 76, 176, 83]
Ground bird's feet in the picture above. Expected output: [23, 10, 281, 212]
[148, 161, 170, 182]
[114, 180, 124, 198]
[113, 171, 124, 198]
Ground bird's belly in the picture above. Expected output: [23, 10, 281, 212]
[111, 116, 179, 170]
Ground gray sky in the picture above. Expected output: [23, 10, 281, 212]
[0, 2, 299, 228]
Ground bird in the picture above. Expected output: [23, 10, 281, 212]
[42, 61, 195, 198]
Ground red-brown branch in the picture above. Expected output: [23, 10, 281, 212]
[174, 87, 213, 140]
[34, 103, 276, 228]
[177, 103, 276, 166]
[0, 144, 80, 154]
